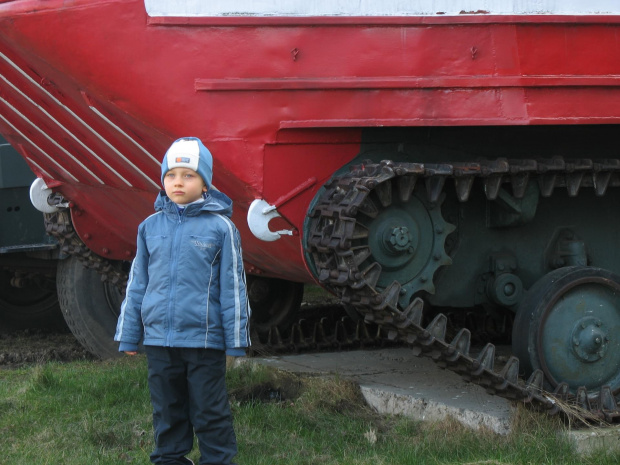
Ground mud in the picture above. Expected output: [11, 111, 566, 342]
[0, 325, 96, 368]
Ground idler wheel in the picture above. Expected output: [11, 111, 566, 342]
[512, 266, 620, 393]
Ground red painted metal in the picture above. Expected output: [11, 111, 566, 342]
[1, 0, 620, 282]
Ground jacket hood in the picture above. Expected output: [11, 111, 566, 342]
[154, 190, 233, 218]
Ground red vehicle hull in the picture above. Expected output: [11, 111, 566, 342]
[2, 1, 620, 283]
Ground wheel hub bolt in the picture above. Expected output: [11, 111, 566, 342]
[504, 283, 516, 296]
[384, 226, 412, 253]
[572, 317, 608, 362]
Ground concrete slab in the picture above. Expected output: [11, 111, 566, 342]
[563, 426, 620, 456]
[252, 347, 515, 435]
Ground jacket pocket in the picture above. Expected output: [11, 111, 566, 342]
[184, 234, 221, 266]
[145, 235, 169, 262]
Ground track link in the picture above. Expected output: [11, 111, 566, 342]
[43, 210, 128, 293]
[307, 157, 620, 423]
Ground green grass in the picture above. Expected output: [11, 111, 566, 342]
[0, 356, 618, 464]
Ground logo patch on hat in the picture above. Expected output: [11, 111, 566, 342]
[166, 139, 200, 172]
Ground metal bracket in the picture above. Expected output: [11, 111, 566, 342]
[29, 178, 68, 213]
[247, 199, 294, 242]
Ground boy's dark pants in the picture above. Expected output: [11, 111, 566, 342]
[145, 346, 237, 465]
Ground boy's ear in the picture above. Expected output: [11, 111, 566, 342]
[202, 185, 208, 192]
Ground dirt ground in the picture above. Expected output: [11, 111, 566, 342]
[0, 285, 342, 369]
[0, 327, 96, 367]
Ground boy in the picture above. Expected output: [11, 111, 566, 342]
[115, 137, 251, 465]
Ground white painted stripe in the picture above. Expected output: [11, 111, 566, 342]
[0, 52, 158, 188]
[116, 257, 138, 341]
[205, 248, 221, 348]
[0, 111, 79, 182]
[24, 157, 54, 179]
[88, 106, 161, 189]
[242, 272, 251, 346]
[0, 96, 104, 183]
[0, 62, 133, 186]
[88, 106, 160, 166]
[215, 213, 242, 347]
[146, 0, 620, 17]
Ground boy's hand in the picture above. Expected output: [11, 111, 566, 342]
[124, 351, 138, 356]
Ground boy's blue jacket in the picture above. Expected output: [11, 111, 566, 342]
[114, 190, 251, 354]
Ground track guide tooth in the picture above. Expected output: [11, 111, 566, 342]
[357, 196, 380, 218]
[427, 314, 447, 342]
[483, 175, 503, 200]
[593, 159, 620, 196]
[349, 262, 380, 289]
[402, 297, 424, 327]
[335, 319, 352, 346]
[565, 159, 593, 197]
[425, 176, 447, 203]
[593, 171, 612, 196]
[553, 382, 570, 400]
[372, 281, 401, 311]
[525, 370, 544, 397]
[374, 180, 392, 207]
[495, 356, 520, 391]
[454, 176, 475, 202]
[350, 246, 372, 268]
[510, 173, 530, 198]
[566, 172, 585, 197]
[397, 175, 418, 202]
[267, 326, 284, 347]
[538, 174, 558, 197]
[599, 386, 620, 421]
[424, 164, 452, 203]
[508, 159, 537, 199]
[416, 314, 447, 347]
[479, 159, 509, 200]
[471, 343, 495, 376]
[452, 161, 482, 202]
[443, 328, 471, 363]
[576, 387, 592, 412]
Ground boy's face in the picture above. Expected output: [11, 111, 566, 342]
[163, 167, 207, 204]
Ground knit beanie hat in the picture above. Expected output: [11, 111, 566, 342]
[160, 137, 213, 189]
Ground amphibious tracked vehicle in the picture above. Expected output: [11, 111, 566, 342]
[1, 0, 620, 419]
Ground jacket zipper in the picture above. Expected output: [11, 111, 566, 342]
[166, 208, 184, 346]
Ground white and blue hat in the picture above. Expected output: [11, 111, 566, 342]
[160, 137, 213, 189]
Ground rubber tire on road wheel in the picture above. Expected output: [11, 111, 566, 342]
[57, 256, 124, 359]
[512, 266, 620, 393]
[0, 269, 65, 330]
[247, 276, 303, 336]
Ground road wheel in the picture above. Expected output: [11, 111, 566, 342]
[512, 266, 620, 393]
[247, 276, 303, 336]
[0, 268, 64, 330]
[57, 255, 124, 359]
